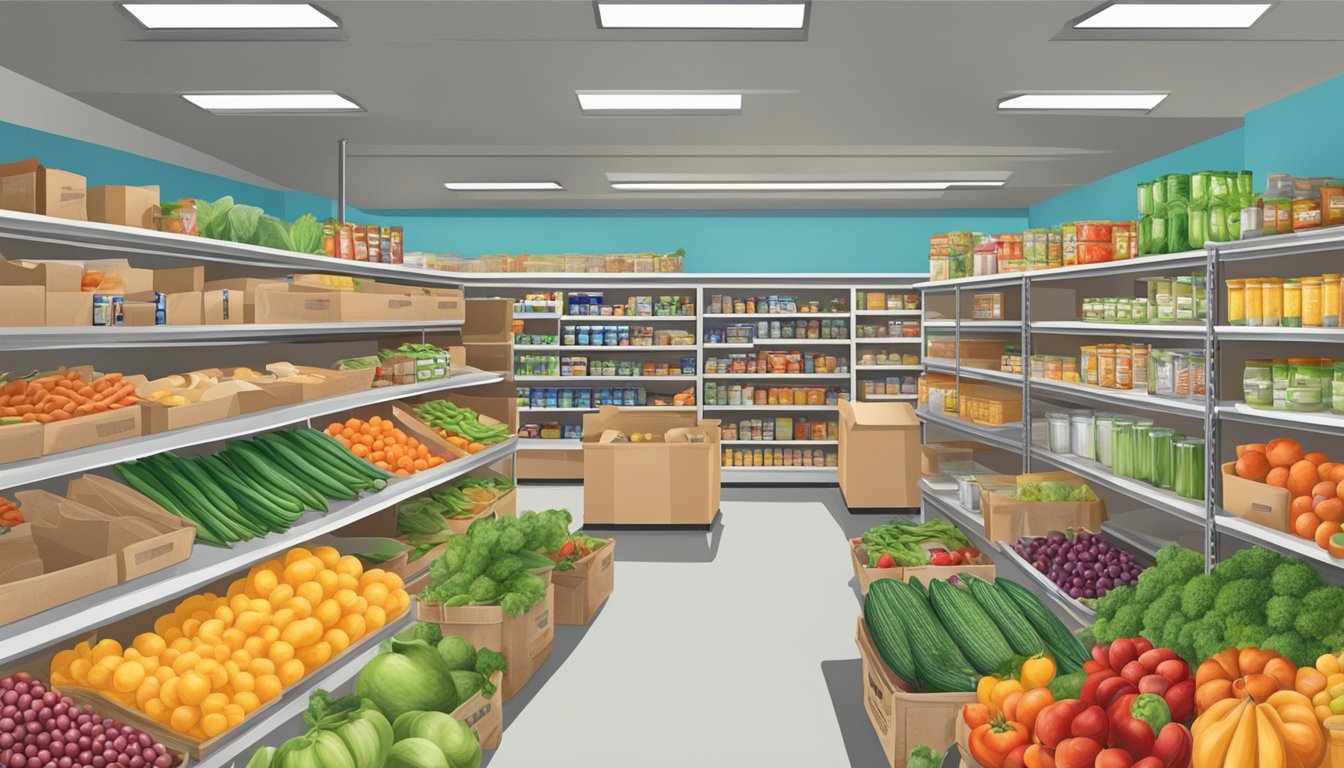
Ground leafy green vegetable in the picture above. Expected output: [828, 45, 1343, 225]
[198, 196, 234, 240]
[474, 648, 507, 696]
[421, 511, 567, 615]
[906, 745, 942, 768]
[290, 213, 324, 254]
[228, 204, 264, 244]
[257, 215, 295, 251]
[303, 689, 364, 729]
[861, 519, 971, 567]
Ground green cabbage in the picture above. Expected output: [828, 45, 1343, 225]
[291, 213, 324, 254]
[384, 738, 450, 768]
[437, 636, 476, 672]
[228, 204, 264, 244]
[354, 639, 460, 723]
[392, 712, 481, 768]
[257, 215, 294, 251]
[198, 195, 234, 240]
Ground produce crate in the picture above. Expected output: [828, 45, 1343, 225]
[0, 420, 42, 464]
[1220, 461, 1290, 532]
[553, 539, 615, 625]
[977, 472, 1107, 542]
[855, 616, 974, 767]
[452, 670, 504, 750]
[849, 543, 994, 597]
[42, 404, 142, 455]
[419, 583, 555, 701]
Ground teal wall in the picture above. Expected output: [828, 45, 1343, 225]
[1243, 74, 1344, 182]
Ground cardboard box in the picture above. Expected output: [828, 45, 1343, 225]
[80, 260, 155, 296]
[582, 407, 721, 526]
[517, 449, 584, 481]
[0, 255, 84, 326]
[202, 278, 286, 323]
[0, 421, 42, 464]
[856, 616, 973, 766]
[420, 584, 555, 701]
[44, 291, 92, 326]
[201, 288, 243, 325]
[462, 342, 513, 376]
[154, 266, 204, 294]
[0, 494, 120, 626]
[410, 381, 517, 432]
[2, 256, 84, 290]
[0, 159, 86, 220]
[123, 291, 203, 326]
[426, 287, 466, 322]
[185, 368, 304, 413]
[850, 543, 995, 596]
[463, 298, 513, 343]
[64, 474, 196, 581]
[838, 399, 921, 508]
[128, 374, 244, 433]
[922, 441, 993, 478]
[87, 185, 159, 228]
[1221, 461, 1290, 532]
[553, 539, 615, 625]
[451, 670, 504, 750]
[254, 283, 342, 324]
[978, 471, 1107, 541]
[42, 406, 142, 455]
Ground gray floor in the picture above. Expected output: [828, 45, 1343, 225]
[486, 484, 896, 768]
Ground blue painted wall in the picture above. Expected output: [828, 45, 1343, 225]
[1243, 74, 1344, 183]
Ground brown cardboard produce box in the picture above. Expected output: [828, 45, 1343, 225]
[420, 584, 555, 701]
[42, 405, 142, 455]
[1221, 461, 1290, 532]
[202, 278, 286, 323]
[849, 543, 994, 596]
[463, 298, 513, 342]
[0, 495, 120, 626]
[407, 380, 518, 432]
[492, 486, 517, 519]
[268, 363, 375, 401]
[81, 259, 155, 296]
[978, 471, 1107, 542]
[922, 441, 993, 478]
[0, 254, 83, 327]
[87, 185, 159, 228]
[838, 399, 920, 508]
[123, 291, 203, 326]
[201, 288, 243, 324]
[0, 159, 86, 220]
[461, 342, 513, 376]
[0, 420, 42, 464]
[518, 448, 584, 480]
[64, 474, 196, 581]
[856, 616, 973, 767]
[187, 367, 305, 412]
[45, 291, 93, 326]
[254, 282, 342, 323]
[553, 539, 615, 625]
[582, 407, 721, 526]
[426, 287, 467, 322]
[452, 670, 504, 750]
[128, 374, 242, 433]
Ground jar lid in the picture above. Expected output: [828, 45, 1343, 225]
[1046, 411, 1070, 420]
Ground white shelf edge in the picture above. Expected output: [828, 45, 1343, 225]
[1030, 377, 1206, 416]
[855, 365, 924, 371]
[721, 466, 837, 483]
[722, 439, 839, 446]
[702, 313, 851, 319]
[854, 337, 922, 344]
[512, 345, 697, 352]
[0, 321, 466, 351]
[1215, 325, 1344, 342]
[702, 404, 839, 412]
[917, 409, 1023, 452]
[1218, 402, 1344, 434]
[1216, 512, 1344, 570]
[514, 375, 696, 382]
[1030, 321, 1204, 338]
[1030, 446, 1205, 523]
[515, 439, 581, 451]
[560, 315, 697, 322]
[518, 405, 697, 412]
[701, 372, 851, 380]
[860, 394, 919, 401]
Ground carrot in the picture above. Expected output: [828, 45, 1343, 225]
[29, 376, 58, 388]
[61, 400, 78, 414]
[92, 380, 110, 393]
[116, 396, 138, 406]
[49, 410, 71, 421]
[103, 373, 123, 383]
[76, 386, 94, 399]
[98, 383, 135, 403]
[52, 386, 81, 401]
[0, 408, 14, 418]
[32, 413, 52, 423]
[14, 405, 34, 416]
[2, 381, 24, 396]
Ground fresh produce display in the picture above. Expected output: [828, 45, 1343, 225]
[0, 672, 178, 768]
[543, 533, 611, 571]
[857, 519, 980, 568]
[48, 545, 409, 741]
[0, 496, 20, 528]
[1307, 650, 1344, 725]
[1015, 481, 1100, 502]
[0, 370, 139, 423]
[1193, 647, 1298, 715]
[1189, 690, 1323, 768]
[1029, 693, 1193, 768]
[191, 196, 327, 255]
[1090, 544, 1341, 666]
[1081, 638, 1196, 725]
[1231, 438, 1344, 557]
[324, 416, 451, 476]
[420, 510, 568, 615]
[412, 401, 512, 453]
[1012, 530, 1144, 603]
[115, 428, 393, 546]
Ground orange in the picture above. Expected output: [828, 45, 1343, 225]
[1289, 460, 1321, 499]
[1268, 438, 1306, 468]
[1267, 467, 1290, 488]
[201, 712, 229, 738]
[254, 674, 282, 703]
[277, 658, 305, 686]
[1315, 521, 1341, 550]
[1295, 511, 1322, 539]
[1330, 532, 1344, 559]
[1332, 465, 1344, 483]
[1316, 498, 1344, 523]
[1238, 443, 1267, 458]
[1313, 481, 1339, 500]
[1306, 451, 1329, 466]
[1292, 496, 1316, 521]
[178, 672, 211, 706]
[1236, 452, 1271, 482]
[169, 705, 199, 734]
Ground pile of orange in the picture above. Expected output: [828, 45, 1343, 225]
[1234, 438, 1344, 556]
[325, 415, 450, 475]
[49, 546, 409, 741]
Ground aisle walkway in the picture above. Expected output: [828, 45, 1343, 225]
[487, 485, 891, 768]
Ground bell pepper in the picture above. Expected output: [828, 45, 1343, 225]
[969, 715, 1030, 768]
[1107, 693, 1162, 761]
[1020, 655, 1056, 690]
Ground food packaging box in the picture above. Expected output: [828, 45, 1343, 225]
[850, 543, 994, 596]
[0, 420, 43, 464]
[426, 287, 467, 322]
[0, 159, 86, 220]
[42, 405, 142, 455]
[128, 374, 245, 433]
[971, 292, 1006, 321]
[553, 538, 615, 625]
[358, 282, 432, 322]
[408, 380, 518, 432]
[1220, 461, 1290, 532]
[581, 407, 721, 526]
[451, 670, 504, 750]
[420, 584, 555, 701]
[253, 282, 343, 323]
[958, 383, 1023, 426]
[123, 291, 203, 326]
[44, 291, 93, 326]
[463, 298, 513, 342]
[201, 288, 243, 324]
[856, 616, 973, 766]
[3, 256, 84, 291]
[186, 367, 304, 412]
[154, 266, 204, 293]
[86, 185, 159, 228]
[64, 474, 196, 581]
[926, 338, 1008, 361]
[838, 399, 921, 508]
[202, 278, 287, 323]
[462, 342, 513, 376]
[921, 441, 992, 478]
[0, 254, 83, 326]
[978, 471, 1107, 541]
[517, 448, 584, 480]
[268, 364, 375, 401]
[0, 494, 120, 626]
[80, 260, 155, 296]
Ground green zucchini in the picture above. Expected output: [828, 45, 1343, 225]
[962, 575, 1047, 658]
[196, 456, 297, 531]
[202, 453, 304, 516]
[285, 428, 394, 480]
[141, 455, 255, 541]
[927, 579, 1015, 675]
[244, 438, 359, 500]
[872, 579, 976, 693]
[223, 444, 329, 512]
[994, 578, 1089, 672]
[863, 581, 919, 687]
[115, 462, 228, 546]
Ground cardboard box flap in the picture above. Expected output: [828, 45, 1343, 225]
[0, 254, 83, 291]
[838, 398, 920, 429]
[13, 489, 151, 556]
[0, 524, 43, 584]
[580, 406, 702, 442]
[66, 474, 191, 535]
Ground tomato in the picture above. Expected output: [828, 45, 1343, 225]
[876, 552, 896, 569]
[957, 546, 981, 562]
[1034, 699, 1088, 748]
[1094, 677, 1139, 708]
[1081, 670, 1115, 705]
[1108, 638, 1138, 672]
[1015, 687, 1055, 732]
[948, 550, 965, 565]
[963, 703, 992, 730]
[1003, 745, 1030, 768]
[1130, 759, 1164, 768]
[1069, 704, 1109, 743]
[1151, 722, 1192, 768]
[1024, 744, 1056, 768]
[970, 717, 1030, 768]
[1095, 748, 1134, 768]
[1054, 737, 1104, 768]
[928, 550, 956, 566]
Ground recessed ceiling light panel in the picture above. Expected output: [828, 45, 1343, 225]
[1074, 3, 1271, 29]
[122, 3, 338, 29]
[610, 181, 1004, 192]
[183, 92, 362, 114]
[998, 93, 1168, 112]
[577, 92, 743, 114]
[444, 182, 565, 191]
[596, 2, 806, 29]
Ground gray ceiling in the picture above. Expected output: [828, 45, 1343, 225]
[1, 0, 1342, 210]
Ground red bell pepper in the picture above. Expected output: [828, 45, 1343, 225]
[969, 715, 1031, 768]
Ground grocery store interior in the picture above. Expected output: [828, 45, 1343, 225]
[2, 2, 1344, 768]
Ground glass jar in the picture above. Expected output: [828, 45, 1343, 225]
[1303, 277, 1324, 328]
[1262, 278, 1283, 327]
[1173, 438, 1206, 500]
[1323, 273, 1341, 328]
[1244, 278, 1264, 327]
[1112, 418, 1135, 478]
[1173, 352, 1191, 398]
[1046, 411, 1071, 454]
[1070, 411, 1096, 460]
[1243, 359, 1274, 408]
[1149, 349, 1175, 396]
[1287, 357, 1325, 412]
[1334, 361, 1344, 415]
[1095, 414, 1116, 467]
[1131, 344, 1150, 393]
[1283, 279, 1303, 328]
[1273, 359, 1291, 409]
[1225, 279, 1246, 326]
[1148, 428, 1178, 490]
[1324, 359, 1335, 411]
[1132, 418, 1155, 482]
[1188, 353, 1207, 400]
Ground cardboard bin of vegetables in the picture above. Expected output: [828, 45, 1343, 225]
[978, 473, 1107, 543]
[850, 519, 993, 596]
[544, 531, 616, 626]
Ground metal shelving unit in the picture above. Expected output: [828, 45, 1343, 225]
[0, 320, 466, 351]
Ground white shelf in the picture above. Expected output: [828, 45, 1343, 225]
[854, 337, 922, 344]
[913, 249, 1208, 290]
[1212, 225, 1344, 262]
[925, 360, 1022, 386]
[562, 315, 697, 322]
[513, 312, 561, 320]
[702, 404, 839, 412]
[0, 368, 505, 491]
[920, 480, 990, 550]
[1030, 321, 1204, 339]
[1216, 513, 1343, 570]
[1030, 446, 1205, 523]
[856, 364, 923, 371]
[514, 374, 696, 383]
[702, 343, 756, 350]
[722, 466, 837, 483]
[925, 320, 1020, 330]
[914, 273, 1025, 291]
[513, 344, 695, 352]
[854, 309, 922, 317]
[722, 439, 838, 446]
[0, 321, 465, 351]
[518, 405, 696, 413]
[917, 409, 1023, 452]
[755, 338, 853, 346]
[860, 393, 918, 401]
[702, 372, 850, 380]
[703, 312, 850, 320]
[1030, 377, 1206, 417]
[1218, 402, 1344, 436]
[1216, 325, 1344, 342]
[516, 438, 581, 451]
[0, 438, 516, 667]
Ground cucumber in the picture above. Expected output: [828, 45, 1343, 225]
[995, 578, 1090, 672]
[196, 456, 298, 530]
[202, 454, 304, 516]
[285, 428, 394, 480]
[258, 434, 368, 492]
[224, 444, 329, 512]
[157, 453, 268, 539]
[863, 580, 919, 687]
[139, 455, 253, 542]
[928, 579, 1015, 675]
[962, 575, 1047, 658]
[243, 439, 358, 500]
[870, 579, 976, 693]
[215, 451, 313, 513]
[115, 463, 228, 546]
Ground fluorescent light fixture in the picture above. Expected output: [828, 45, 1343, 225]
[998, 93, 1168, 111]
[596, 3, 805, 29]
[1074, 3, 1271, 29]
[183, 92, 361, 113]
[121, 3, 338, 29]
[610, 181, 1004, 192]
[444, 182, 565, 192]
[577, 92, 742, 114]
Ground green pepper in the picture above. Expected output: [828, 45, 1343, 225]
[1129, 692, 1171, 737]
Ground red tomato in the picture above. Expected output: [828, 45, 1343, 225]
[957, 546, 981, 562]
[1003, 745, 1030, 768]
[1108, 638, 1138, 672]
[1054, 737, 1104, 768]
[876, 552, 896, 569]
[1152, 722, 1193, 768]
[1034, 700, 1088, 748]
[1069, 704, 1109, 744]
[1095, 748, 1134, 768]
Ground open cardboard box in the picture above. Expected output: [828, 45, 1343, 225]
[419, 584, 555, 701]
[553, 538, 615, 625]
[838, 399, 921, 508]
[64, 474, 196, 581]
[188, 366, 305, 411]
[0, 493, 121, 626]
[0, 253, 83, 327]
[0, 158, 86, 220]
[451, 670, 504, 750]
[425, 287, 466, 322]
[978, 471, 1107, 542]
[42, 403, 143, 455]
[849, 541, 994, 596]
[0, 420, 42, 464]
[463, 298, 513, 343]
[80, 259, 155, 296]
[87, 185, 159, 228]
[922, 441, 994, 479]
[1221, 461, 1290, 532]
[582, 407, 721, 526]
[127, 374, 248, 433]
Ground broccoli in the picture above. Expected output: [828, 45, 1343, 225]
[1230, 624, 1270, 648]
[1303, 586, 1344, 614]
[1224, 610, 1263, 638]
[1162, 614, 1189, 651]
[1112, 603, 1144, 639]
[1175, 620, 1204, 665]
[468, 575, 501, 603]
[519, 508, 573, 552]
[1142, 590, 1182, 645]
[1097, 584, 1137, 620]
[486, 554, 524, 583]
[1215, 546, 1286, 582]
[1079, 621, 1102, 646]
[1193, 621, 1229, 662]
[1266, 596, 1302, 633]
[474, 647, 508, 696]
[1156, 544, 1206, 582]
[1180, 573, 1219, 618]
[1322, 632, 1344, 654]
[906, 745, 943, 768]
[1271, 561, 1323, 597]
[1262, 631, 1318, 667]
[409, 622, 443, 646]
[1297, 610, 1337, 641]
[1214, 579, 1272, 616]
[500, 572, 547, 616]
